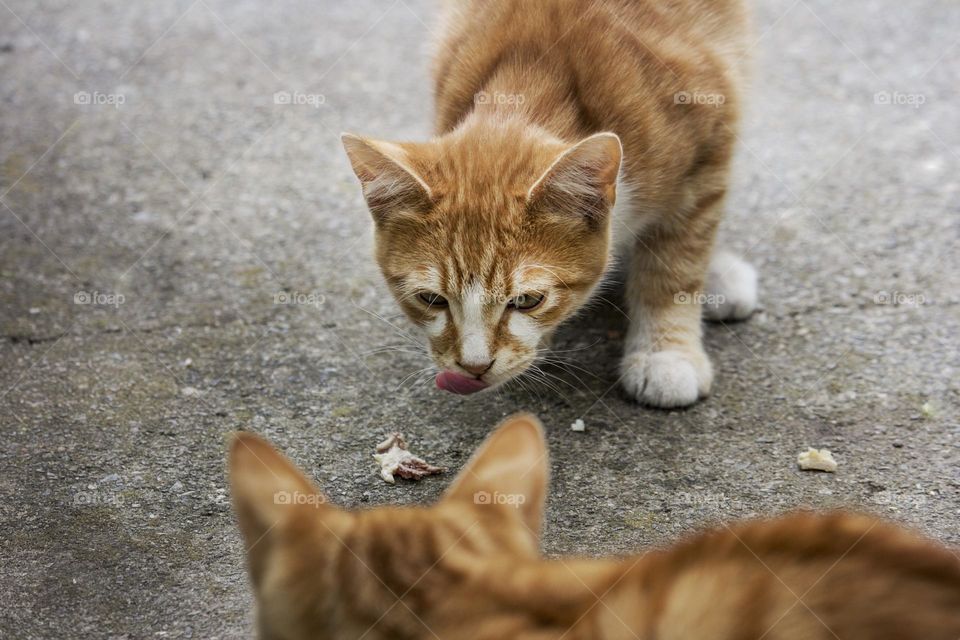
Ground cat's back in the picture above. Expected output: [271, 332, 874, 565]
[633, 512, 960, 640]
[434, 0, 750, 104]
[427, 513, 960, 639]
[438, 0, 748, 49]
[434, 0, 750, 177]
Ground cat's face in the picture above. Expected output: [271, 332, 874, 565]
[230, 414, 549, 640]
[342, 122, 622, 394]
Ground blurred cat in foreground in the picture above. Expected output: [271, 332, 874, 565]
[231, 415, 960, 640]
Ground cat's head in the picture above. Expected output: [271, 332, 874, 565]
[342, 120, 622, 394]
[230, 413, 549, 640]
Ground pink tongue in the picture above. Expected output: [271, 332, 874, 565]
[435, 371, 489, 395]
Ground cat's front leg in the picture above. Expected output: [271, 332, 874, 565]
[619, 297, 712, 408]
[619, 212, 718, 408]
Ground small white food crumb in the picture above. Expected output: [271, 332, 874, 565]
[797, 448, 838, 473]
[373, 433, 445, 484]
[570, 419, 586, 432]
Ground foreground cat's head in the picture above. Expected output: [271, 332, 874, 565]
[230, 413, 548, 640]
[341, 120, 622, 394]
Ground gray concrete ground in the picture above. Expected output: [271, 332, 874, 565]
[1, 0, 958, 637]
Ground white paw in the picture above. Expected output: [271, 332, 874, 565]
[704, 250, 757, 321]
[620, 349, 713, 408]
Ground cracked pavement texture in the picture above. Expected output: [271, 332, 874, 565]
[1, 0, 958, 637]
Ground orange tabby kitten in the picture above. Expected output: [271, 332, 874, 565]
[342, 0, 758, 406]
[231, 415, 960, 639]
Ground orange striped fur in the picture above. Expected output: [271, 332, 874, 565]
[231, 415, 960, 639]
[342, 0, 759, 407]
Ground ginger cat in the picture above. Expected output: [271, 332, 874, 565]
[231, 415, 960, 640]
[341, 0, 758, 407]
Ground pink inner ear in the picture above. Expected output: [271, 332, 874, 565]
[528, 133, 622, 201]
[342, 134, 434, 219]
[525, 134, 622, 226]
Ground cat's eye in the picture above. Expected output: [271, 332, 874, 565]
[508, 293, 544, 311]
[418, 291, 448, 307]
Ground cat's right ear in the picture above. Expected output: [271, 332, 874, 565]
[341, 133, 433, 221]
[442, 413, 549, 540]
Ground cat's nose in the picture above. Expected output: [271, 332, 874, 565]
[457, 359, 495, 377]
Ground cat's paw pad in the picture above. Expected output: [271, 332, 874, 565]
[704, 251, 757, 322]
[620, 349, 712, 408]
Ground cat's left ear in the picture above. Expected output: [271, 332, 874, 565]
[341, 133, 433, 221]
[527, 132, 623, 225]
[230, 432, 335, 584]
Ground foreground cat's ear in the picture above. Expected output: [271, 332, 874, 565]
[442, 413, 549, 539]
[341, 133, 432, 221]
[527, 132, 623, 225]
[230, 433, 330, 554]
